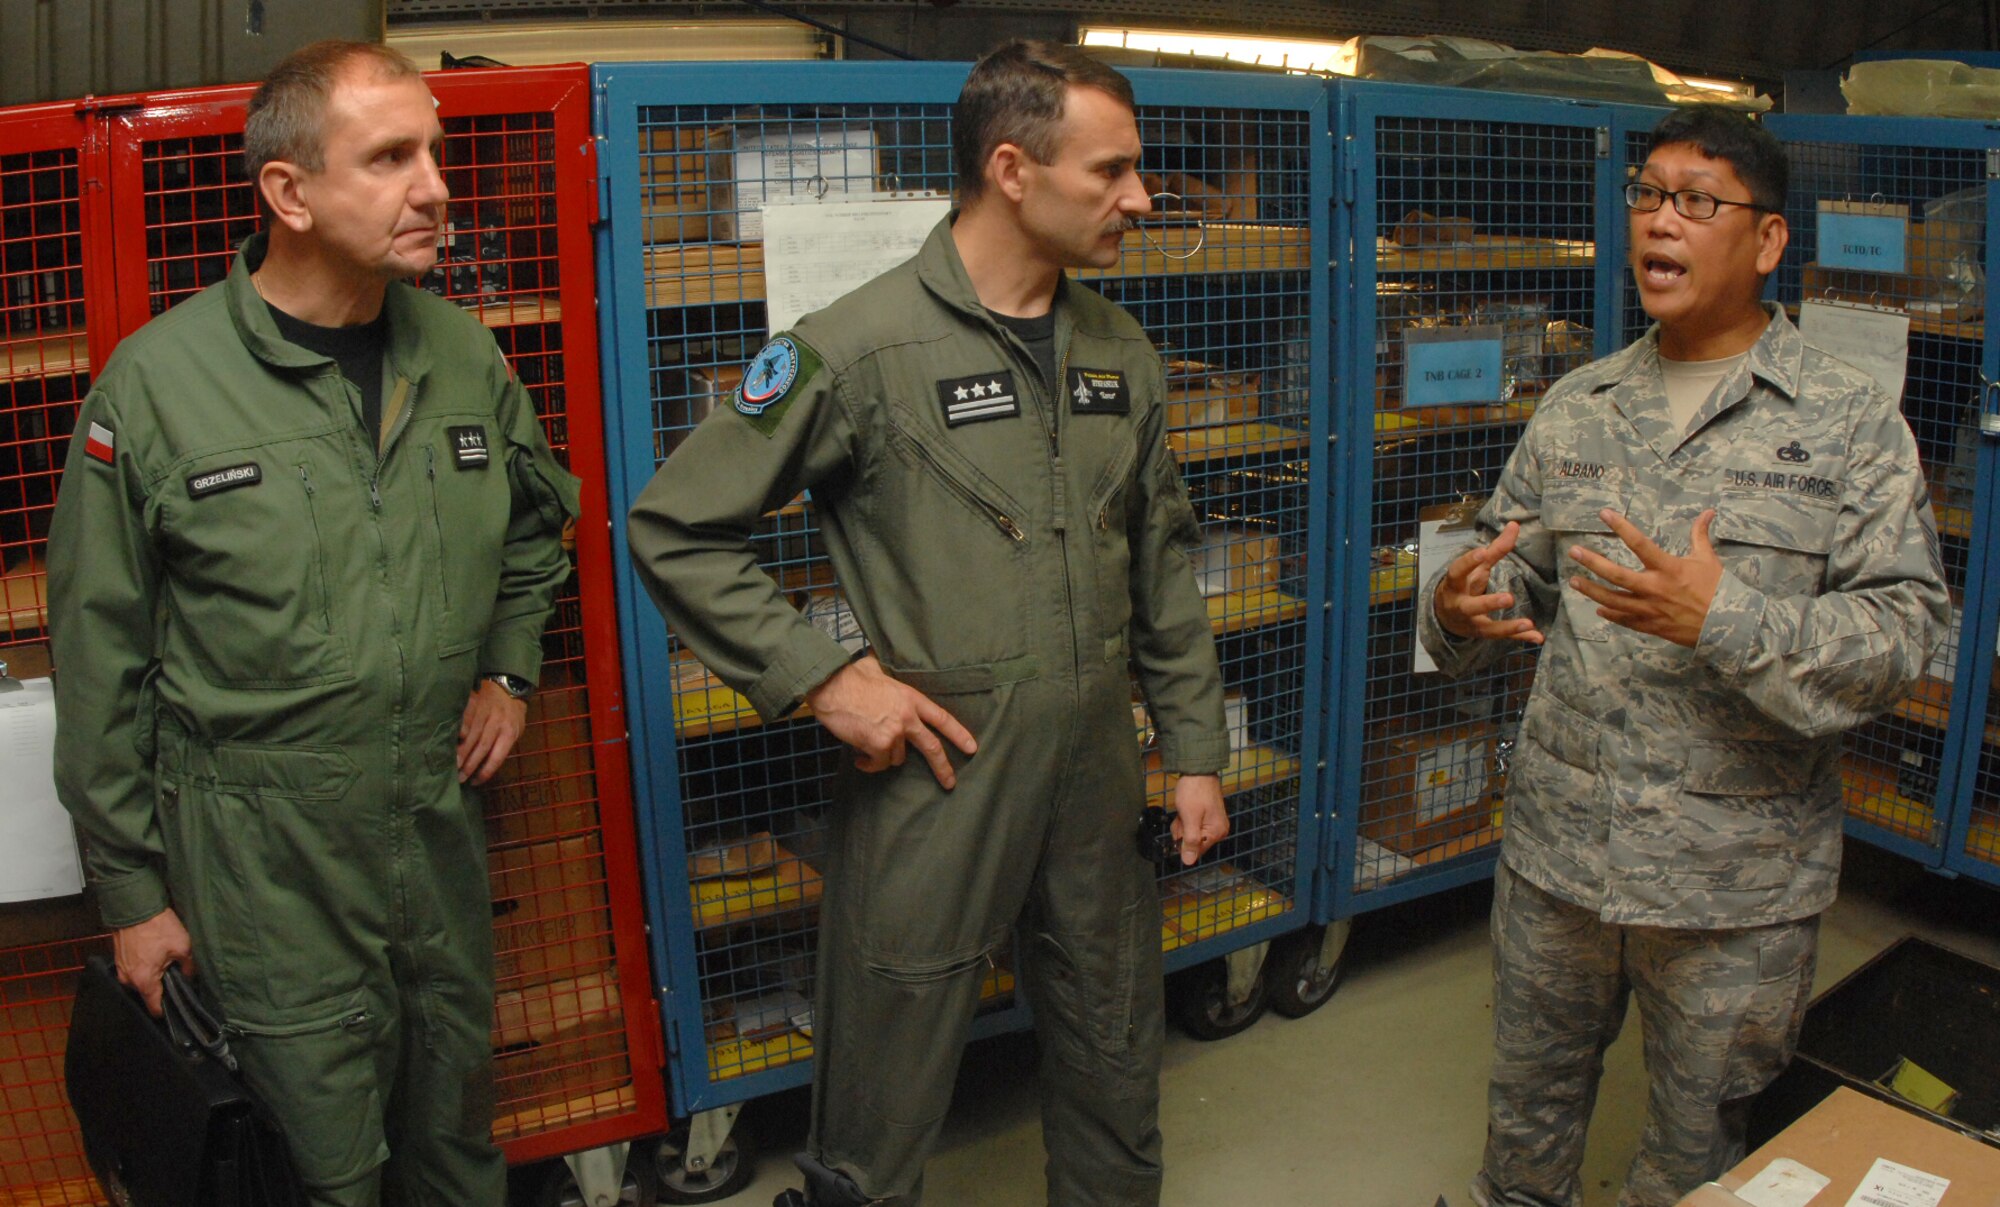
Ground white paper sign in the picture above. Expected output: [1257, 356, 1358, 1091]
[0, 679, 84, 901]
[1800, 300, 1911, 403]
[761, 195, 952, 337]
[1414, 517, 1481, 673]
[1736, 1157, 1832, 1207]
[1843, 1157, 1950, 1207]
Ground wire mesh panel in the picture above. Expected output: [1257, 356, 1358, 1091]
[1334, 83, 1621, 912]
[0, 936, 108, 1207]
[1, 107, 99, 681]
[0, 102, 113, 1207]
[1764, 119, 1990, 867]
[596, 62, 1328, 1115]
[1619, 124, 1657, 348]
[93, 68, 665, 1163]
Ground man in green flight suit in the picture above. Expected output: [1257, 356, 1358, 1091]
[47, 41, 579, 1206]
[628, 40, 1231, 1207]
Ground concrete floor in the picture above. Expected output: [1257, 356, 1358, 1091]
[707, 843, 2000, 1207]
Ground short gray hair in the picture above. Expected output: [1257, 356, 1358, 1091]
[244, 41, 421, 181]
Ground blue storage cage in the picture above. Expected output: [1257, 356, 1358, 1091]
[1324, 80, 1667, 919]
[1757, 114, 2000, 886]
[592, 59, 1335, 1176]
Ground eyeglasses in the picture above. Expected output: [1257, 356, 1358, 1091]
[1625, 182, 1772, 220]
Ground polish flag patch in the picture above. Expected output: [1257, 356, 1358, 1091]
[84, 422, 115, 465]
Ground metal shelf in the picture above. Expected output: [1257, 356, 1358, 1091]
[0, 330, 88, 383]
[643, 225, 1311, 309]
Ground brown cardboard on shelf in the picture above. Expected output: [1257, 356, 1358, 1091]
[1164, 361, 1261, 429]
[1360, 721, 1500, 855]
[489, 836, 616, 988]
[484, 670, 602, 847]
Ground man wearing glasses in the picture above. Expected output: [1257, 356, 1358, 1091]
[1421, 105, 1947, 1206]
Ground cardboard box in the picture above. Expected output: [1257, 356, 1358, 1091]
[1682, 1087, 2000, 1205]
[483, 679, 602, 847]
[1164, 362, 1261, 429]
[491, 1019, 632, 1124]
[1360, 721, 1498, 855]
[489, 836, 616, 989]
[708, 124, 880, 242]
[494, 969, 623, 1049]
[1191, 526, 1281, 598]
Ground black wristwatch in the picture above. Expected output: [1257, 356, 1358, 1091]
[485, 672, 534, 699]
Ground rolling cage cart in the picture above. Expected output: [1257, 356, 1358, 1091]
[0, 66, 669, 1207]
[0, 99, 120, 1207]
[1752, 114, 2000, 891]
[595, 60, 1332, 1196]
[1324, 80, 1667, 925]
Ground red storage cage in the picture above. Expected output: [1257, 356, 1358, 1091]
[0, 64, 664, 1207]
[0, 99, 117, 1207]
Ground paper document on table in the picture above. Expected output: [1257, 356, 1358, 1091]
[0, 678, 84, 901]
[1800, 300, 1910, 403]
[762, 195, 952, 337]
[1842, 1157, 1949, 1207]
[1414, 502, 1484, 674]
[1735, 1157, 1831, 1207]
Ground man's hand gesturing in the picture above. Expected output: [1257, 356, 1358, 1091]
[1433, 521, 1544, 645]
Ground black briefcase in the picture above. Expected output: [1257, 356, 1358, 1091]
[65, 956, 307, 1207]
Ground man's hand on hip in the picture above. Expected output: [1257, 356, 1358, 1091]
[459, 679, 529, 785]
[806, 655, 977, 789]
[1568, 509, 1722, 649]
[114, 908, 194, 1018]
[1433, 521, 1544, 645]
[1171, 774, 1228, 865]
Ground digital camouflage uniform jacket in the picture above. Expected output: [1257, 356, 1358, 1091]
[1420, 306, 1948, 928]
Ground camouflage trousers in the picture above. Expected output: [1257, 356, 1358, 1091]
[1472, 864, 1819, 1207]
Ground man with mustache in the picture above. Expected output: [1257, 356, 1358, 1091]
[48, 40, 579, 1206]
[1422, 105, 1948, 1206]
[629, 40, 1229, 1207]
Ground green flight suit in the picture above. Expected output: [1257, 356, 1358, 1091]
[48, 233, 580, 1206]
[628, 217, 1229, 1206]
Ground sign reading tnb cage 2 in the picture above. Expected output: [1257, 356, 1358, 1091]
[1816, 200, 1909, 274]
[1404, 325, 1504, 407]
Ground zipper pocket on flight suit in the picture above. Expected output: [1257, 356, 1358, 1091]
[1089, 439, 1140, 530]
[297, 465, 335, 637]
[424, 446, 451, 613]
[886, 421, 1028, 544]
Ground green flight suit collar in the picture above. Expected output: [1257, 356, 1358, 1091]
[914, 213, 1112, 342]
[1598, 302, 1804, 459]
[226, 231, 435, 384]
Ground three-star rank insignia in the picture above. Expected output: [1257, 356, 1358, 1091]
[1067, 367, 1129, 415]
[936, 371, 1020, 427]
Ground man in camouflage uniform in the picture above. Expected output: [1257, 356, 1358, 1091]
[1421, 105, 1948, 1206]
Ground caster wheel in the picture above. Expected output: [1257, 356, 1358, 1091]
[536, 1154, 658, 1207]
[655, 1125, 755, 1204]
[1170, 957, 1268, 1041]
[1265, 919, 1352, 1018]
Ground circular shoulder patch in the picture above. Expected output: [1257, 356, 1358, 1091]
[738, 337, 800, 415]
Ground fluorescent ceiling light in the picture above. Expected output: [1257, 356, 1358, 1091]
[1678, 75, 1754, 95]
[1080, 27, 1356, 75]
[388, 19, 822, 66]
